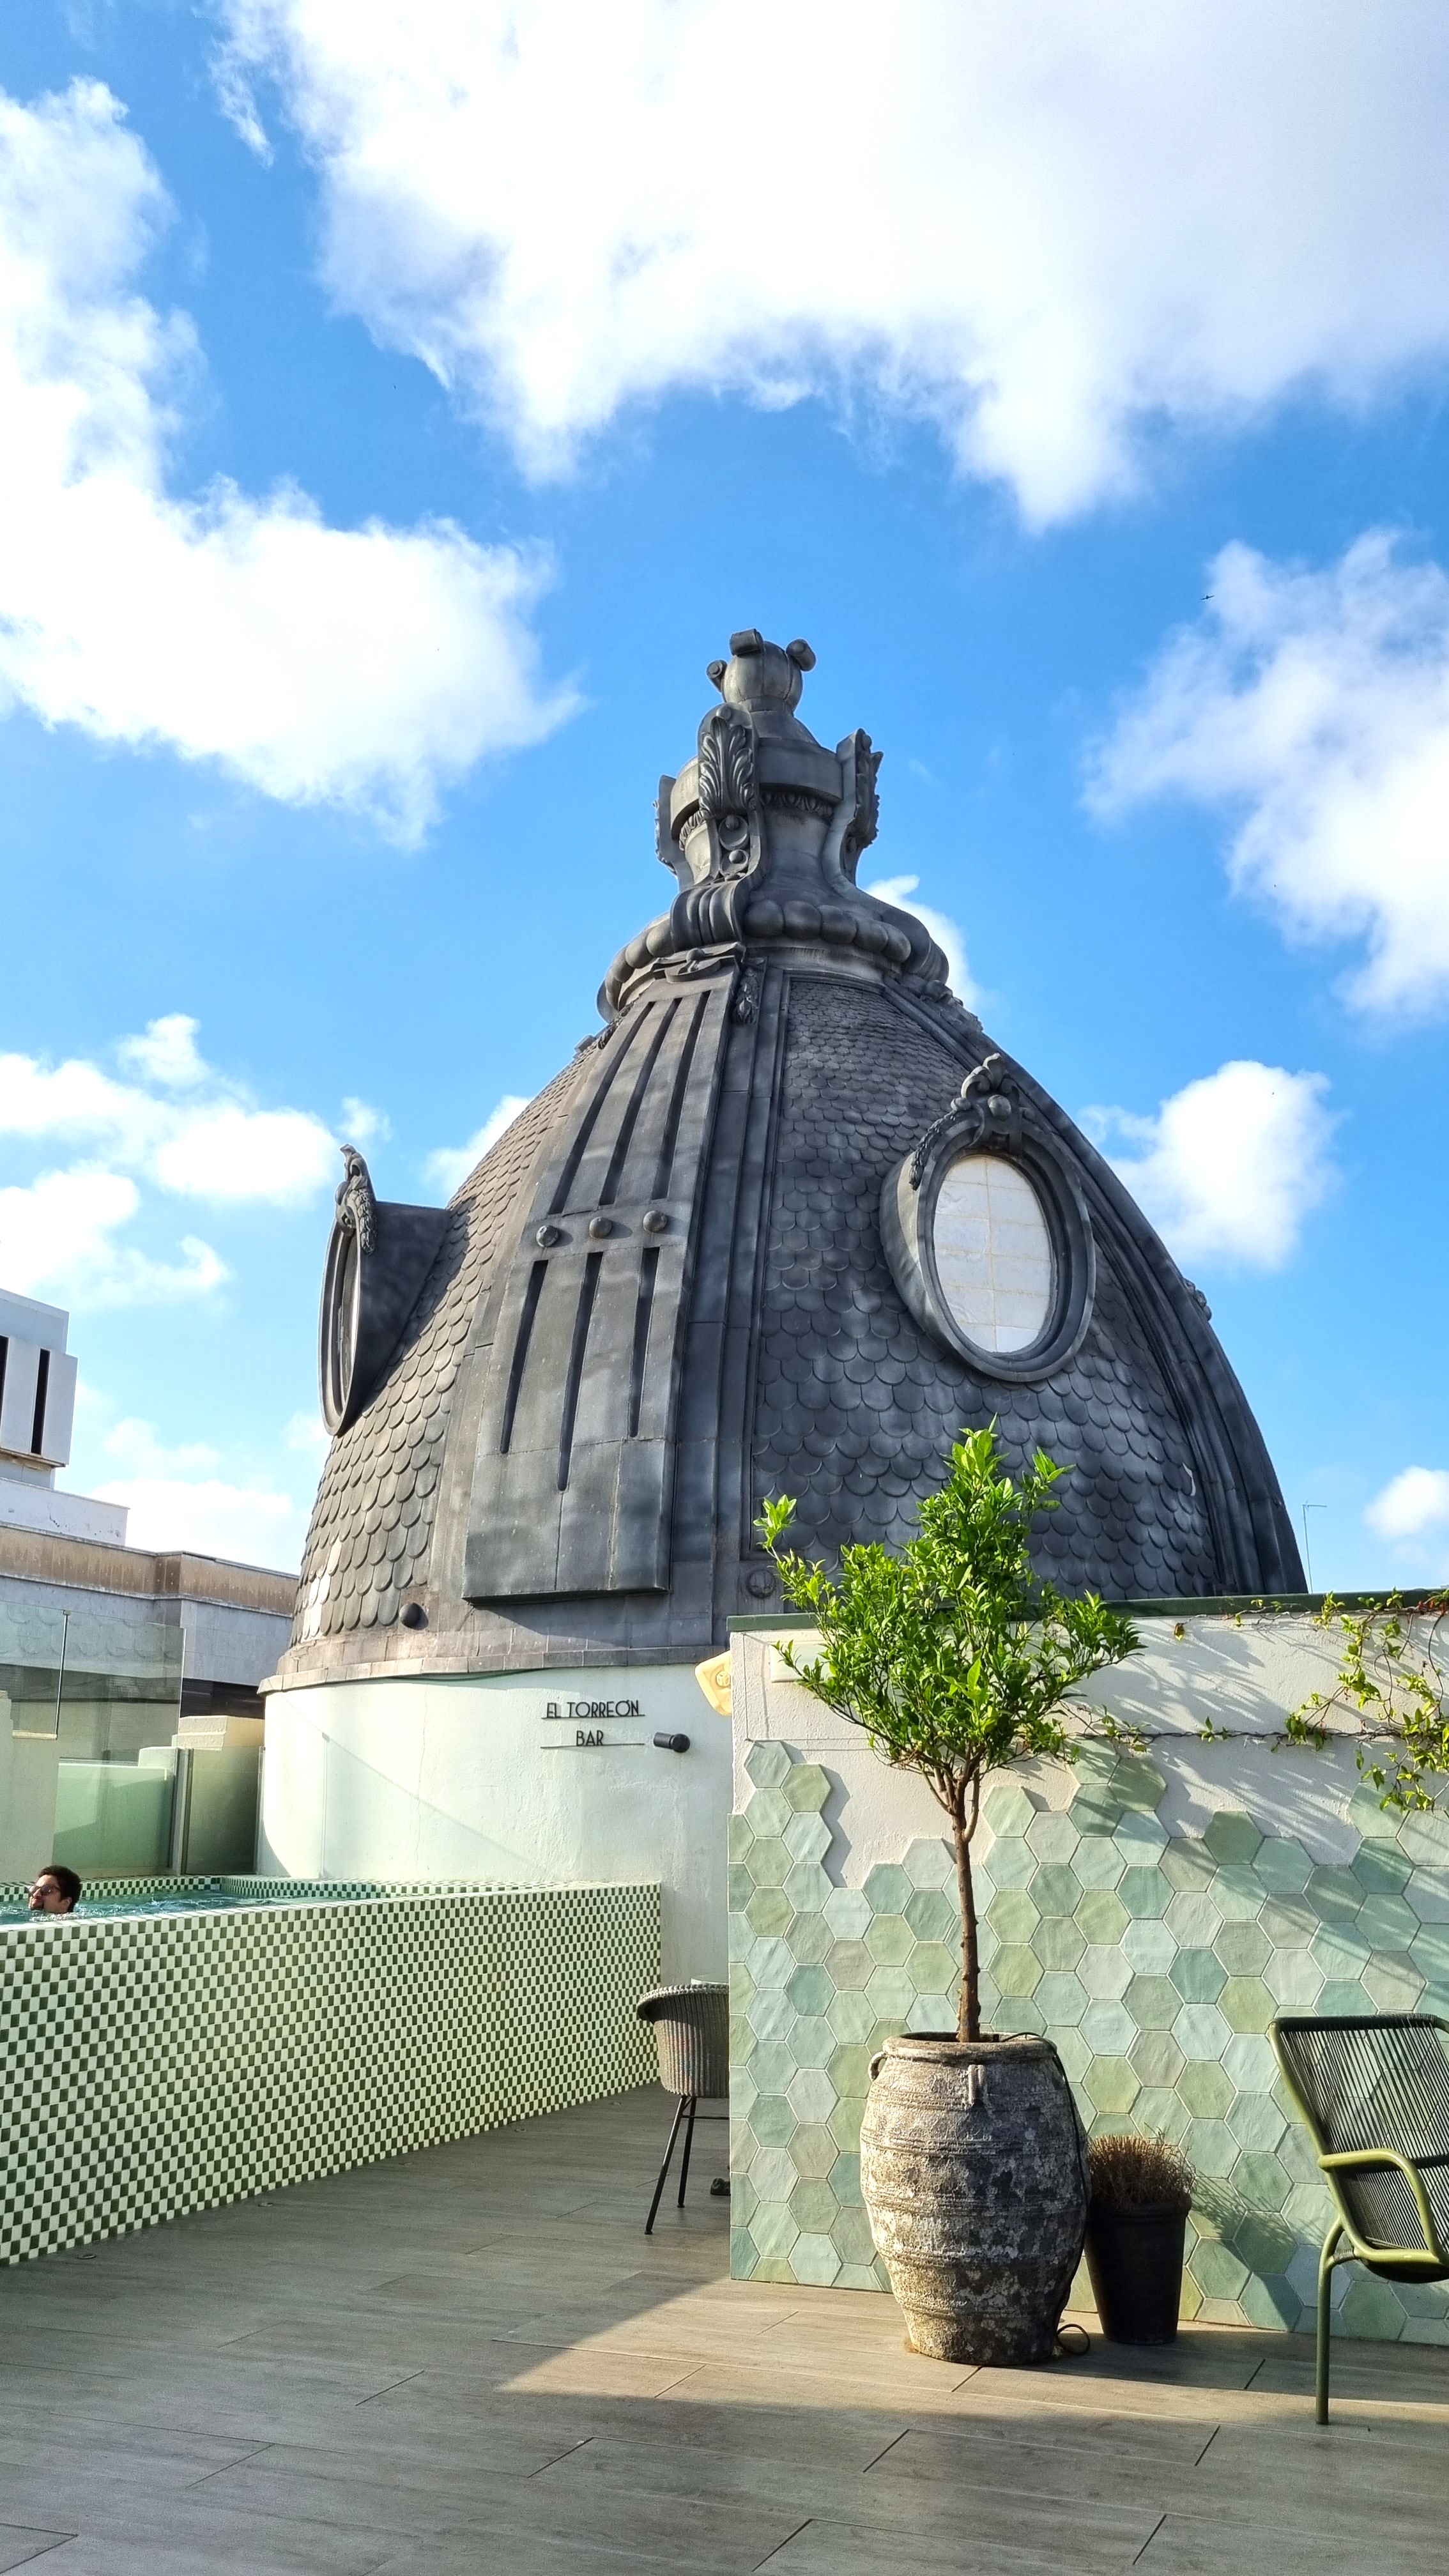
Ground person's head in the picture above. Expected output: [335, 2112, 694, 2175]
[28, 1866, 80, 1915]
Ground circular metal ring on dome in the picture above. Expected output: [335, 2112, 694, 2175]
[588, 1215, 613, 1239]
[319, 1217, 362, 1434]
[641, 1207, 670, 1236]
[880, 1092, 1094, 1386]
[318, 1148, 452, 1435]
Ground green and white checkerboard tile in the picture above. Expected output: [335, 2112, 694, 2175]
[0, 1876, 523, 1904]
[0, 1880, 658, 2265]
[728, 1742, 1449, 2343]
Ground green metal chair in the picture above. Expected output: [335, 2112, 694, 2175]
[1270, 2014, 1449, 2423]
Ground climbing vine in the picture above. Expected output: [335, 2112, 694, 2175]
[1287, 1594, 1449, 1811]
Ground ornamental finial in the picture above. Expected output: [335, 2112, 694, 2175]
[707, 630, 816, 722]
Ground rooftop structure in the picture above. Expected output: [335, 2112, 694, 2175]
[0, 1287, 124, 1546]
[280, 629, 1301, 1697]
[261, 634, 1303, 1968]
[0, 1287, 293, 1878]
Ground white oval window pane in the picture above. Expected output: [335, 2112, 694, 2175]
[933, 1154, 1053, 1353]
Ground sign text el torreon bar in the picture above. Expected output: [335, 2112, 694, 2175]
[544, 1696, 645, 1749]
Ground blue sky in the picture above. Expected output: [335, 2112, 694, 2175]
[3, 1, 1449, 1589]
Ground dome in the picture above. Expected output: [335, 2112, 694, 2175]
[278, 630, 1301, 1689]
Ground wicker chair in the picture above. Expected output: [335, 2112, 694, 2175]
[636, 1983, 729, 2234]
[1270, 2013, 1449, 2422]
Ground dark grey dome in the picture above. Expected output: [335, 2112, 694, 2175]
[279, 631, 1301, 1687]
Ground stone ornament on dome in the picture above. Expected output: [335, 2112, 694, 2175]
[605, 629, 958, 1022]
[707, 629, 816, 716]
[335, 1142, 377, 1254]
[908, 1054, 1022, 1188]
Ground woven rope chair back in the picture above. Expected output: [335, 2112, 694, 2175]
[1276, 2015, 1449, 2250]
[636, 1984, 729, 2098]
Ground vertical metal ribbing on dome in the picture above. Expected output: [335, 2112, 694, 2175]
[464, 965, 735, 1599]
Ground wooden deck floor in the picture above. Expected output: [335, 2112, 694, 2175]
[0, 2087, 1444, 2572]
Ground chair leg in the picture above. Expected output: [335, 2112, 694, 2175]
[1316, 2223, 1342, 2426]
[646, 2096, 688, 2236]
[677, 2097, 698, 2209]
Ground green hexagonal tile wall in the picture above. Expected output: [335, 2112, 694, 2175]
[729, 1749, 1449, 2340]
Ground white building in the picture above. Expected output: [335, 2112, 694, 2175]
[0, 1289, 292, 1880]
[0, 1287, 124, 1546]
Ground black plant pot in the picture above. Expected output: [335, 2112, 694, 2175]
[1084, 2201, 1186, 2345]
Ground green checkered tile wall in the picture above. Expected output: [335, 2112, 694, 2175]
[728, 1742, 1449, 2343]
[0, 1881, 658, 2265]
[0, 1877, 528, 1904]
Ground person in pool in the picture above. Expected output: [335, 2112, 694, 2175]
[28, 1866, 80, 1915]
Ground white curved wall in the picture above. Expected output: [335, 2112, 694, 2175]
[260, 1665, 728, 1981]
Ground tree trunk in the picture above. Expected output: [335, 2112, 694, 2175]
[953, 1788, 981, 2043]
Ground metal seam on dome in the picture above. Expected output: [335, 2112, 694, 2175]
[601, 1000, 677, 1206]
[557, 1251, 604, 1494]
[653, 990, 707, 1199]
[499, 1261, 546, 1459]
[550, 1011, 645, 1215]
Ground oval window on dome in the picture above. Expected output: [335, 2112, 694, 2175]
[931, 1153, 1054, 1355]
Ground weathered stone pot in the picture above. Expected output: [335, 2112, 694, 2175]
[859, 2033, 1088, 2364]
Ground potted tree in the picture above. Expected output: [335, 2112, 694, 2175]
[761, 1427, 1139, 2365]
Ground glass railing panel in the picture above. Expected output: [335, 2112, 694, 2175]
[52, 1613, 185, 1874]
[2, 1601, 186, 1876]
[0, 1598, 68, 1738]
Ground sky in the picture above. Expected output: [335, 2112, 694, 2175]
[1, 1, 1448, 1591]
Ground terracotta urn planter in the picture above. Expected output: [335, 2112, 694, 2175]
[859, 2032, 1088, 2364]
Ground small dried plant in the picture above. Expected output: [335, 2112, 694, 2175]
[1087, 2132, 1193, 2214]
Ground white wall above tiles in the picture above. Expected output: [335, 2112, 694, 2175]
[261, 1664, 732, 1981]
[733, 1612, 1401, 1871]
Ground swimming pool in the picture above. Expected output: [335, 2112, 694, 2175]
[0, 1887, 308, 1922]
[0, 1876, 659, 2269]
[0, 1874, 510, 1924]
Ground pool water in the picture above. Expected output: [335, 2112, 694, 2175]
[0, 1876, 496, 1924]
[0, 1889, 323, 1923]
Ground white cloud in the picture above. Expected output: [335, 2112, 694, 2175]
[1085, 1059, 1337, 1271]
[1365, 1468, 1449, 1545]
[211, 39, 273, 162]
[102, 1416, 220, 1476]
[864, 875, 976, 1008]
[150, 1103, 337, 1204]
[0, 1018, 341, 1205]
[339, 1095, 389, 1146]
[0, 1169, 227, 1307]
[0, 79, 574, 838]
[0, 1016, 350, 1306]
[284, 1408, 330, 1460]
[92, 1467, 305, 1568]
[424, 1093, 529, 1198]
[116, 1013, 208, 1089]
[1087, 532, 1449, 1018]
[72, 1410, 308, 1568]
[220, 3, 1449, 518]
[0, 1050, 165, 1164]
